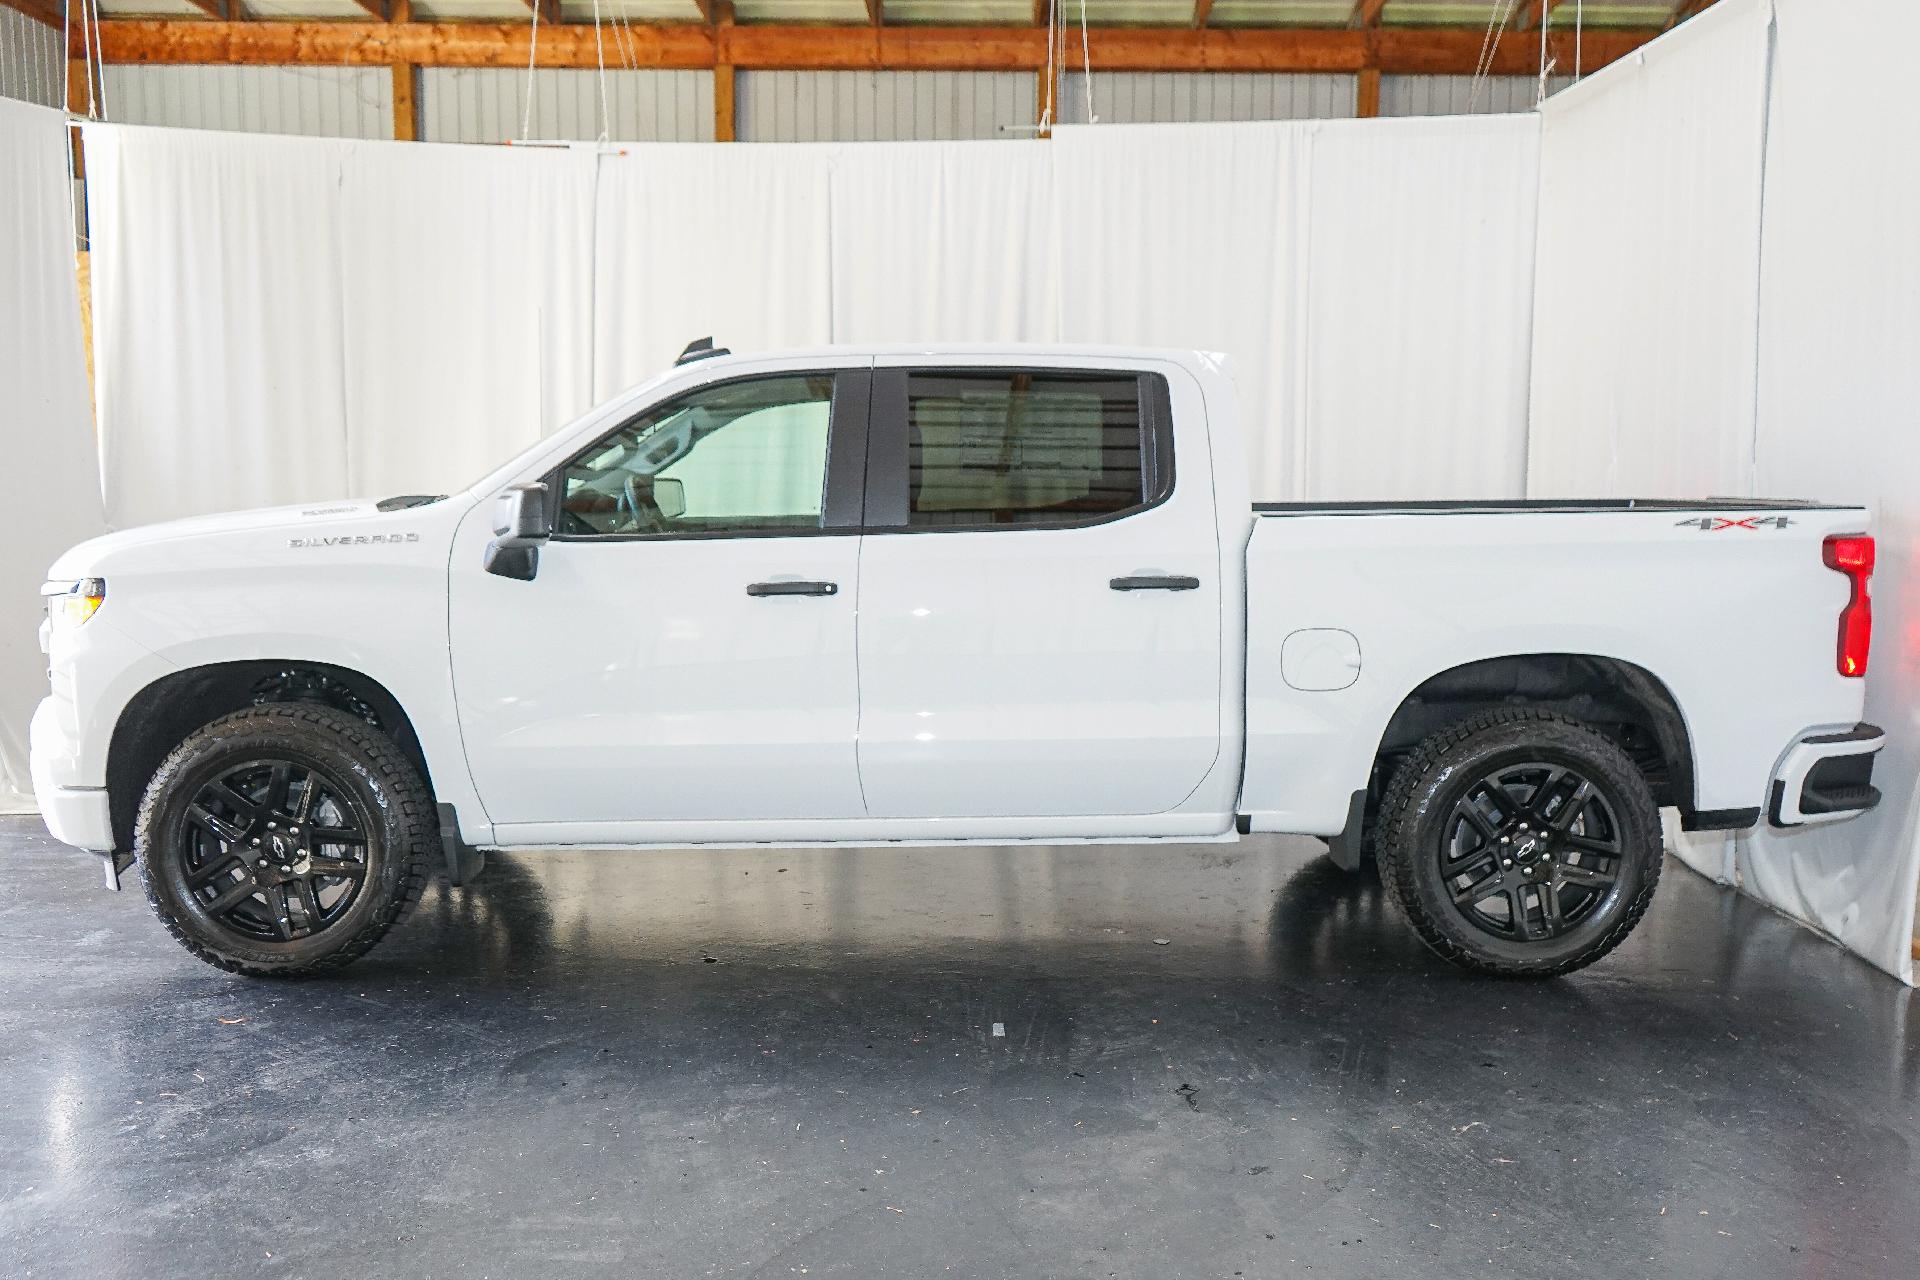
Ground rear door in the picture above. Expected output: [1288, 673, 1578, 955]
[853, 359, 1224, 819]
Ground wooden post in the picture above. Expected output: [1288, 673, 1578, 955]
[1357, 66, 1380, 118]
[714, 64, 735, 141]
[712, 0, 735, 141]
[66, 57, 88, 178]
[392, 64, 417, 140]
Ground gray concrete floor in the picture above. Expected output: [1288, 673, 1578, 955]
[1, 814, 1916, 1279]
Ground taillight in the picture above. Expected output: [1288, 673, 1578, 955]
[1822, 534, 1874, 677]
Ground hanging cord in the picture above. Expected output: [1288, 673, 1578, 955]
[1078, 0, 1093, 124]
[591, 0, 611, 143]
[1575, 0, 1584, 81]
[1467, 0, 1518, 114]
[77, 0, 98, 119]
[611, 4, 640, 74]
[86, 0, 107, 118]
[521, 0, 541, 141]
[1039, 0, 1058, 132]
[1537, 0, 1551, 106]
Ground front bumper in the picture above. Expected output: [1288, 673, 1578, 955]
[1769, 723, 1886, 827]
[30, 697, 115, 853]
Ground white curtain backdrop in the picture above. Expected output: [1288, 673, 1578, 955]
[593, 143, 833, 399]
[1051, 122, 1308, 496]
[1051, 116, 1540, 499]
[85, 125, 599, 522]
[0, 99, 107, 810]
[86, 124, 358, 527]
[84, 116, 1544, 520]
[1298, 115, 1538, 500]
[1527, 0, 1773, 502]
[1736, 0, 1920, 984]
[1526, 0, 1920, 982]
[338, 141, 596, 495]
[828, 140, 1058, 346]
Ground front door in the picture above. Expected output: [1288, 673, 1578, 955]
[449, 367, 870, 835]
[854, 362, 1226, 819]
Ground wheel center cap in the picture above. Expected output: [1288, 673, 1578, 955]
[267, 832, 293, 859]
[1512, 833, 1543, 862]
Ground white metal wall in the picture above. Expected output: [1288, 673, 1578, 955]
[0, 9, 61, 110]
[421, 69, 713, 144]
[1059, 72, 1357, 124]
[100, 66, 393, 140]
[737, 71, 1036, 142]
[1381, 74, 1575, 117]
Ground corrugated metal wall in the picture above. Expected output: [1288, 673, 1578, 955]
[100, 66, 393, 139]
[421, 69, 712, 144]
[1058, 72, 1358, 124]
[737, 71, 1036, 142]
[0, 9, 62, 110]
[1380, 74, 1574, 117]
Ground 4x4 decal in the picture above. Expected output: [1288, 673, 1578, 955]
[1674, 515, 1795, 531]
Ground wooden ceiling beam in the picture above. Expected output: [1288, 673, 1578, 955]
[1349, 0, 1389, 28]
[1666, 0, 1717, 29]
[1193, 0, 1213, 29]
[1513, 0, 1570, 33]
[79, 21, 1657, 75]
[865, 0, 882, 27]
[1, 0, 64, 29]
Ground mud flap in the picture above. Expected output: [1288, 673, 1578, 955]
[438, 803, 487, 887]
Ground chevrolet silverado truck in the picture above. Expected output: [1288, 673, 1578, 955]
[32, 344, 1886, 979]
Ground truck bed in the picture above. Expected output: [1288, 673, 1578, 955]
[1253, 498, 1846, 516]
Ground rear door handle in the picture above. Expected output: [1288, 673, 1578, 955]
[746, 580, 839, 597]
[1110, 575, 1201, 592]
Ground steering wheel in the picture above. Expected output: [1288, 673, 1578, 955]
[617, 474, 671, 535]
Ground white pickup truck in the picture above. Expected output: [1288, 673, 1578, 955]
[33, 344, 1886, 979]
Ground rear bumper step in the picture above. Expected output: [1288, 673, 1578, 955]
[1769, 723, 1886, 827]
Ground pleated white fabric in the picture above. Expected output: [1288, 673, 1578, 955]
[1526, 0, 1920, 982]
[86, 124, 357, 527]
[1527, 0, 1773, 502]
[0, 99, 105, 810]
[592, 143, 833, 401]
[337, 141, 597, 496]
[1736, 0, 1920, 984]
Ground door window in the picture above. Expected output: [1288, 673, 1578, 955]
[558, 374, 836, 537]
[898, 372, 1165, 529]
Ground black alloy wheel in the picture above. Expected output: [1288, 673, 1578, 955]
[1437, 761, 1626, 943]
[136, 704, 437, 976]
[1376, 710, 1662, 977]
[175, 758, 374, 944]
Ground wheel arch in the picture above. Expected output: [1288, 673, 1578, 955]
[105, 660, 435, 853]
[1367, 652, 1702, 825]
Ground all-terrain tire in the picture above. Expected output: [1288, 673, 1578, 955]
[135, 704, 436, 977]
[1375, 709, 1662, 978]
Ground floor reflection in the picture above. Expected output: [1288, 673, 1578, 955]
[3, 818, 1917, 1279]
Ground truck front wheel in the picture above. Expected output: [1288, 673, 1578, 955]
[1375, 710, 1662, 978]
[134, 705, 436, 977]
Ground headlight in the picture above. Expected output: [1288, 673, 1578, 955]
[41, 578, 106, 628]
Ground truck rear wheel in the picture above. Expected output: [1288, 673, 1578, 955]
[134, 704, 436, 977]
[1375, 710, 1662, 978]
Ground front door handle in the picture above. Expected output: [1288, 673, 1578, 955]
[747, 580, 839, 597]
[1110, 575, 1201, 592]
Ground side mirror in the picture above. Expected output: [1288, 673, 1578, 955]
[651, 476, 686, 521]
[484, 483, 552, 581]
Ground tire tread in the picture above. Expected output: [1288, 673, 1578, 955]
[1374, 708, 1663, 978]
[134, 704, 436, 978]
